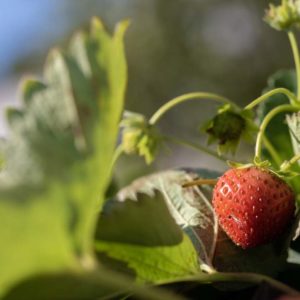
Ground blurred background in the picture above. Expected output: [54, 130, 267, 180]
[0, 0, 295, 186]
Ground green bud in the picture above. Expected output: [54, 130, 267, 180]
[120, 111, 161, 164]
[206, 111, 245, 144]
[265, 0, 300, 31]
[203, 105, 257, 155]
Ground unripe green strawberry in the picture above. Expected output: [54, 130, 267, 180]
[212, 167, 295, 249]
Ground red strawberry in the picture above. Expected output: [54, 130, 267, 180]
[212, 167, 295, 249]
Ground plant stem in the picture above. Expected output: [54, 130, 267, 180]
[281, 153, 300, 171]
[182, 178, 218, 188]
[149, 92, 238, 125]
[164, 136, 228, 163]
[262, 136, 282, 167]
[244, 88, 298, 110]
[255, 104, 298, 160]
[288, 31, 300, 100]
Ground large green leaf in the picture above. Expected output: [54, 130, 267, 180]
[95, 191, 200, 283]
[258, 70, 296, 163]
[0, 18, 128, 297]
[118, 169, 220, 267]
[4, 269, 186, 300]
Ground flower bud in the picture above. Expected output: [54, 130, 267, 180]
[265, 0, 300, 31]
[120, 111, 161, 164]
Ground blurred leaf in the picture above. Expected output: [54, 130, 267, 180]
[4, 269, 186, 300]
[278, 262, 300, 292]
[95, 191, 200, 283]
[213, 229, 288, 277]
[0, 18, 128, 296]
[258, 70, 296, 163]
[4, 272, 126, 300]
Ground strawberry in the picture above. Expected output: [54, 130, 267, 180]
[212, 166, 295, 249]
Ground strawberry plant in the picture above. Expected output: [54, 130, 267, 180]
[3, 1, 300, 299]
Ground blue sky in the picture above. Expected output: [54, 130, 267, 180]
[0, 0, 66, 77]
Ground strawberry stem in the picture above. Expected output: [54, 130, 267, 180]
[149, 92, 239, 125]
[244, 88, 298, 110]
[255, 104, 299, 160]
[288, 31, 300, 100]
[164, 135, 228, 162]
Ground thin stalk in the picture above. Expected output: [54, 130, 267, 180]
[182, 178, 218, 188]
[244, 88, 298, 110]
[262, 135, 282, 167]
[281, 153, 300, 172]
[288, 31, 300, 100]
[160, 272, 299, 296]
[165, 136, 228, 163]
[149, 92, 238, 125]
[255, 105, 298, 159]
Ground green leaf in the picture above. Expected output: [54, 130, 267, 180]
[287, 113, 300, 161]
[0, 18, 128, 296]
[258, 70, 296, 164]
[117, 169, 219, 267]
[3, 269, 186, 300]
[95, 191, 200, 283]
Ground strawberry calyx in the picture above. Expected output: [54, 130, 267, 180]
[227, 156, 300, 180]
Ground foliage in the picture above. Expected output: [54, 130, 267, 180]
[2, 1, 300, 299]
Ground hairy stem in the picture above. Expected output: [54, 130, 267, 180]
[244, 88, 298, 110]
[262, 136, 282, 167]
[255, 105, 298, 160]
[281, 153, 300, 172]
[149, 92, 238, 125]
[164, 136, 228, 162]
[288, 31, 300, 100]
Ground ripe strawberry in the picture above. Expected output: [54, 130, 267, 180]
[212, 166, 295, 249]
